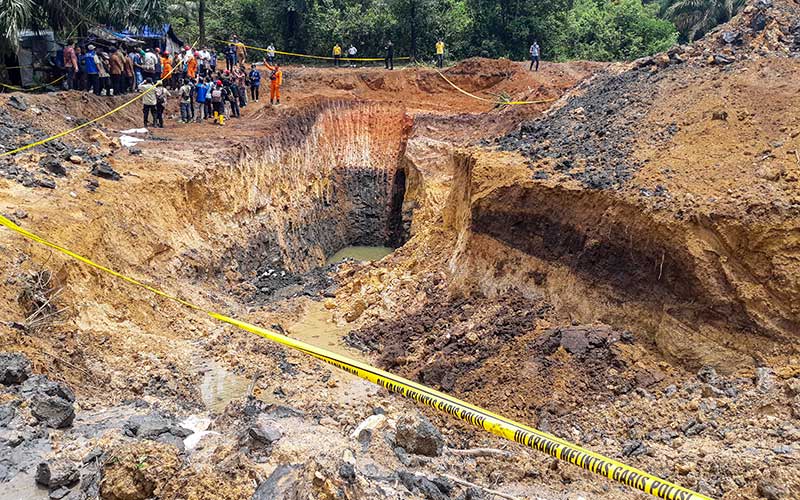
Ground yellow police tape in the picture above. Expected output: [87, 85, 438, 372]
[0, 213, 711, 500]
[1, 75, 65, 92]
[0, 43, 196, 157]
[435, 69, 557, 106]
[211, 38, 411, 62]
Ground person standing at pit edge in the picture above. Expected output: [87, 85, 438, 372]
[63, 42, 78, 90]
[435, 39, 445, 68]
[263, 59, 282, 105]
[529, 41, 540, 71]
[332, 43, 342, 67]
[347, 44, 357, 67]
[385, 41, 394, 70]
[266, 43, 276, 65]
[248, 63, 261, 102]
[84, 44, 100, 95]
[138, 78, 157, 127]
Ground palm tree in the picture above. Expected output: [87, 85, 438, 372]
[661, 0, 746, 41]
[1, 0, 169, 53]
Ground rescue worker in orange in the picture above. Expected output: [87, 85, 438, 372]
[263, 59, 282, 105]
[161, 51, 173, 88]
[187, 52, 198, 80]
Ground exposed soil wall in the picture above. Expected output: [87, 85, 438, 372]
[445, 151, 799, 374]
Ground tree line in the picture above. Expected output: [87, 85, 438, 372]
[1, 0, 745, 62]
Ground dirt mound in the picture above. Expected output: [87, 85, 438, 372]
[100, 440, 182, 500]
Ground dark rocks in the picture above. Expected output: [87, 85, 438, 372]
[21, 375, 76, 402]
[751, 11, 768, 32]
[90, 162, 121, 181]
[497, 68, 653, 190]
[30, 393, 75, 429]
[248, 416, 283, 446]
[37, 178, 57, 189]
[0, 352, 32, 385]
[721, 31, 743, 45]
[622, 439, 648, 457]
[39, 156, 67, 177]
[338, 462, 356, 483]
[394, 446, 413, 466]
[49, 486, 72, 499]
[398, 471, 450, 500]
[14, 374, 77, 429]
[36, 458, 79, 489]
[124, 412, 191, 452]
[682, 418, 708, 437]
[712, 110, 728, 121]
[252, 464, 302, 500]
[9, 95, 28, 111]
[395, 414, 444, 457]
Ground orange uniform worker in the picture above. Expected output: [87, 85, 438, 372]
[263, 60, 282, 105]
[187, 53, 198, 79]
[161, 52, 173, 86]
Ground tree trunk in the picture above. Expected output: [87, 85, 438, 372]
[199, 0, 206, 45]
[410, 0, 418, 59]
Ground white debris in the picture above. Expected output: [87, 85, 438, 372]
[181, 414, 218, 451]
[120, 128, 148, 134]
[120, 135, 144, 148]
[349, 414, 386, 439]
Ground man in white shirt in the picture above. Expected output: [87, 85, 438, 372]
[142, 49, 159, 81]
[529, 41, 540, 72]
[347, 44, 357, 67]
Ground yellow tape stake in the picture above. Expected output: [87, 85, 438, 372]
[1, 75, 65, 92]
[0, 213, 712, 500]
[0, 42, 198, 157]
[210, 38, 411, 62]
[436, 69, 557, 106]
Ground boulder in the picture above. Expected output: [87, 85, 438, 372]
[90, 162, 121, 181]
[8, 95, 28, 111]
[40, 156, 67, 177]
[252, 464, 302, 500]
[36, 458, 79, 489]
[394, 414, 444, 457]
[31, 393, 75, 429]
[0, 352, 32, 385]
[21, 375, 76, 402]
[248, 416, 283, 445]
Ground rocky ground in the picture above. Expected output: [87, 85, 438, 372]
[1, 2, 800, 499]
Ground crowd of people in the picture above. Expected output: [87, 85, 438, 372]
[54, 34, 541, 128]
[58, 37, 283, 127]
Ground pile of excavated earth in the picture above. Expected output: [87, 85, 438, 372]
[1, 1, 799, 499]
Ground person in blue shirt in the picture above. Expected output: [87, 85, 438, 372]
[248, 64, 261, 102]
[225, 41, 237, 71]
[84, 44, 100, 95]
[195, 77, 211, 120]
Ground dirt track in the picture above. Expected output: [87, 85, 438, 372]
[1, 5, 800, 498]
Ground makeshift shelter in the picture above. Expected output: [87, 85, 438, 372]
[117, 25, 185, 53]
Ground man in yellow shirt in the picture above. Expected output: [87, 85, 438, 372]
[435, 39, 444, 68]
[333, 44, 342, 67]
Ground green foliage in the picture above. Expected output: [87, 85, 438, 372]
[1, 0, 170, 53]
[167, 0, 680, 62]
[660, 0, 745, 41]
[554, 0, 678, 61]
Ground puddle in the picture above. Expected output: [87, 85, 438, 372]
[326, 246, 393, 265]
[196, 358, 252, 413]
[289, 301, 367, 362]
